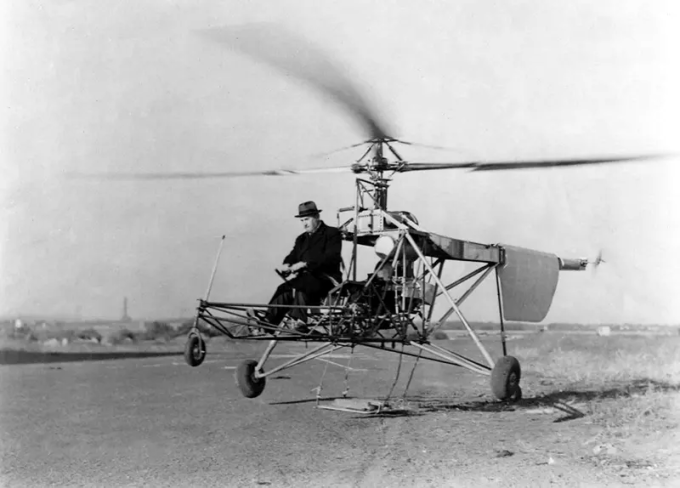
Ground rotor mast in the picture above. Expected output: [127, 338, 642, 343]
[353, 138, 397, 212]
[373, 141, 389, 210]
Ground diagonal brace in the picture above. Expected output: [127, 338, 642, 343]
[404, 232, 495, 369]
[256, 343, 345, 379]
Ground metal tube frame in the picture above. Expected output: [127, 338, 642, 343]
[375, 211, 497, 367]
[190, 181, 512, 380]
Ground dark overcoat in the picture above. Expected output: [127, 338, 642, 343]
[282, 221, 343, 294]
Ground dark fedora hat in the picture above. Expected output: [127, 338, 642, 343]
[295, 201, 322, 218]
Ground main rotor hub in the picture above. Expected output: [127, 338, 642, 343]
[374, 156, 389, 167]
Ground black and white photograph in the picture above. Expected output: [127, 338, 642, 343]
[1, 1, 679, 486]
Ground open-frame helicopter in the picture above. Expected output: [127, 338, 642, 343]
[72, 25, 666, 406]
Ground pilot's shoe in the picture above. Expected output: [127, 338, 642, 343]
[246, 308, 258, 324]
[247, 308, 270, 335]
[293, 319, 310, 333]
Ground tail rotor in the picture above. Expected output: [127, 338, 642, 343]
[589, 249, 605, 275]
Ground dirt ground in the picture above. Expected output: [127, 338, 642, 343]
[1, 333, 678, 487]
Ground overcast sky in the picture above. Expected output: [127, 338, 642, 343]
[1, 0, 679, 324]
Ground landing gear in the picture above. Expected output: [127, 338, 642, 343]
[184, 332, 206, 367]
[235, 359, 267, 398]
[491, 355, 521, 401]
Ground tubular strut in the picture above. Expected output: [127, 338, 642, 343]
[383, 346, 422, 411]
[313, 360, 331, 406]
[342, 349, 354, 397]
[204, 235, 226, 302]
[190, 235, 226, 338]
[384, 343, 405, 405]
[410, 343, 490, 375]
[402, 349, 421, 399]
[313, 347, 356, 403]
[254, 341, 345, 379]
[495, 267, 508, 356]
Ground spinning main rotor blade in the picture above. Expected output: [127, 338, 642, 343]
[65, 165, 353, 181]
[199, 24, 391, 141]
[310, 140, 374, 159]
[398, 154, 668, 173]
[391, 139, 476, 153]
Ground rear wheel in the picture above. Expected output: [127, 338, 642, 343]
[491, 356, 521, 401]
[184, 333, 206, 367]
[235, 359, 267, 398]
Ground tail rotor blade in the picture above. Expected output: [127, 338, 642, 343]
[590, 250, 605, 275]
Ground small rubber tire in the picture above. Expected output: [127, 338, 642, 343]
[235, 359, 266, 398]
[491, 355, 521, 401]
[184, 334, 206, 367]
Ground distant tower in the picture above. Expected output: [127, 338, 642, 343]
[121, 297, 131, 322]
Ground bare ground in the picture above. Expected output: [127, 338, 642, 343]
[1, 333, 678, 487]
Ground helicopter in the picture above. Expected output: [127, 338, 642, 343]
[70, 24, 667, 407]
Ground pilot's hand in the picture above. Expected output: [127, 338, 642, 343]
[277, 264, 292, 275]
[289, 262, 307, 273]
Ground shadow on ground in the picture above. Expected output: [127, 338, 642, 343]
[0, 349, 184, 365]
[401, 379, 680, 421]
[268, 379, 680, 421]
[270, 396, 423, 418]
[270, 396, 349, 405]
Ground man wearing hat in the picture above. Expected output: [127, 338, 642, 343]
[262, 201, 343, 331]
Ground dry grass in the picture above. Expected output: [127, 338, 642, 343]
[513, 333, 680, 459]
[513, 334, 680, 385]
[587, 386, 678, 434]
[505, 333, 680, 481]
[584, 389, 680, 480]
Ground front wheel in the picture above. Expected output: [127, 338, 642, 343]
[490, 356, 521, 401]
[184, 333, 206, 367]
[235, 359, 267, 398]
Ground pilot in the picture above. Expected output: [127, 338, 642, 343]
[261, 201, 343, 332]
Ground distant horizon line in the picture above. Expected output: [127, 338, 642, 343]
[1, 314, 678, 328]
[0, 315, 193, 323]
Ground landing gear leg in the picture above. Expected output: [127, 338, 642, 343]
[235, 339, 278, 399]
[186, 236, 225, 367]
[235, 341, 344, 399]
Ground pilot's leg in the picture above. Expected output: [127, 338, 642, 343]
[287, 274, 331, 325]
[289, 290, 309, 324]
[265, 274, 332, 328]
[264, 283, 295, 325]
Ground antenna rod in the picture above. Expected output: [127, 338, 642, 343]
[204, 235, 226, 301]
